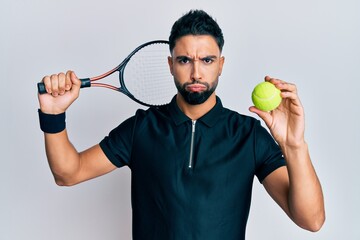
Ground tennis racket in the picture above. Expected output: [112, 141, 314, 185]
[37, 40, 176, 107]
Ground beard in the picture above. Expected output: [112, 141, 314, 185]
[174, 78, 218, 105]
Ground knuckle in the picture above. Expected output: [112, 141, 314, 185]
[50, 74, 58, 81]
[58, 72, 66, 78]
[42, 75, 50, 83]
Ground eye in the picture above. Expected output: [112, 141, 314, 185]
[202, 57, 214, 64]
[177, 57, 190, 64]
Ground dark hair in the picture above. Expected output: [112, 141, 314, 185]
[169, 10, 224, 53]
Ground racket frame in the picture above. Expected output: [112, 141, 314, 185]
[38, 40, 171, 107]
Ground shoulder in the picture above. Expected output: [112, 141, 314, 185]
[220, 106, 260, 130]
[124, 105, 173, 133]
[134, 105, 172, 122]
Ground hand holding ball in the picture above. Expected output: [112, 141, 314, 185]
[251, 82, 282, 111]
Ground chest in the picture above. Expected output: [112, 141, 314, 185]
[130, 120, 256, 189]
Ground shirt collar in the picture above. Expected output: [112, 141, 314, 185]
[168, 95, 224, 127]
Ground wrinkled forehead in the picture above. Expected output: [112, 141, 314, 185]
[171, 35, 221, 57]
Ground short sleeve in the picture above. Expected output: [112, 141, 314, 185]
[99, 116, 136, 168]
[254, 121, 286, 183]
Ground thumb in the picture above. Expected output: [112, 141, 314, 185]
[69, 71, 81, 93]
[249, 106, 273, 127]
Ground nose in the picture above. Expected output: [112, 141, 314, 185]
[191, 60, 201, 81]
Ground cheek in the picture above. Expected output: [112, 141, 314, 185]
[173, 66, 190, 79]
[203, 66, 221, 78]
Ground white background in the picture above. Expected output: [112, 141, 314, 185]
[1, 0, 359, 239]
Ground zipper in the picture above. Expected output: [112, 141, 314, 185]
[188, 120, 197, 168]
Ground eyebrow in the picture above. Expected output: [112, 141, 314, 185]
[175, 55, 218, 61]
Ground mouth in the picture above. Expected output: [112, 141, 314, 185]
[185, 83, 207, 92]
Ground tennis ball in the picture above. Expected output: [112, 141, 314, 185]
[251, 82, 282, 111]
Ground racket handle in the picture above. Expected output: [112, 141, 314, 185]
[37, 78, 91, 94]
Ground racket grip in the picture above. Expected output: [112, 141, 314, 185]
[37, 78, 91, 94]
[37, 82, 47, 94]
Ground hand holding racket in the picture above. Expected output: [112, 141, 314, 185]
[38, 40, 176, 107]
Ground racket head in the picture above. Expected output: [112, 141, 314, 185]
[119, 40, 176, 107]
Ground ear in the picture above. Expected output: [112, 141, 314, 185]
[168, 56, 174, 75]
[218, 56, 225, 76]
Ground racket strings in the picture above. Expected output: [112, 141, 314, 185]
[124, 43, 176, 106]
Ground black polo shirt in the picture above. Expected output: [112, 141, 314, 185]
[100, 96, 286, 240]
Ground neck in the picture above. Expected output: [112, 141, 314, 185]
[176, 93, 217, 120]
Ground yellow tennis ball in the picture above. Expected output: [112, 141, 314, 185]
[251, 82, 282, 111]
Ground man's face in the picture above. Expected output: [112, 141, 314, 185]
[168, 35, 225, 105]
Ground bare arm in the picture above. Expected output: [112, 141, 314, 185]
[44, 131, 116, 186]
[262, 144, 324, 231]
[250, 76, 325, 231]
[39, 71, 116, 186]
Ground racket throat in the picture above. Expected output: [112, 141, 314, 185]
[188, 120, 197, 169]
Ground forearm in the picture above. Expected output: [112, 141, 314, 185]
[281, 142, 325, 231]
[38, 71, 114, 185]
[44, 130, 81, 186]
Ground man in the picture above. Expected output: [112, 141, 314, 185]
[38, 9, 325, 240]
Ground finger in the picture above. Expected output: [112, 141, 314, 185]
[265, 76, 286, 86]
[277, 82, 297, 94]
[58, 72, 66, 95]
[42, 75, 51, 94]
[280, 91, 302, 106]
[276, 82, 300, 104]
[50, 74, 59, 96]
[264, 76, 287, 92]
[69, 71, 81, 95]
[249, 106, 273, 127]
[265, 76, 297, 94]
[264, 75, 273, 82]
[64, 71, 73, 91]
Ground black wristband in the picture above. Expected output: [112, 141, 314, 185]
[38, 109, 66, 134]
